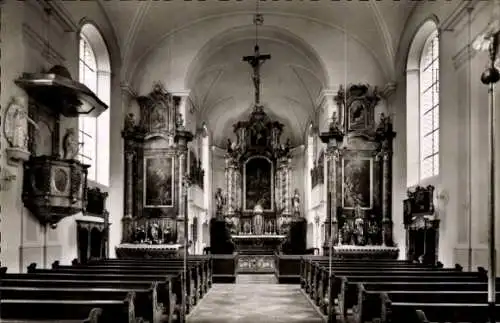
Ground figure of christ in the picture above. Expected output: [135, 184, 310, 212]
[242, 45, 271, 105]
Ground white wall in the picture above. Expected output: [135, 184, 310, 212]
[392, 0, 500, 272]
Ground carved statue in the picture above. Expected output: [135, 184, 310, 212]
[354, 217, 365, 245]
[292, 189, 301, 215]
[148, 223, 159, 244]
[62, 128, 80, 160]
[176, 112, 184, 129]
[215, 188, 225, 213]
[4, 97, 37, 150]
[124, 113, 136, 132]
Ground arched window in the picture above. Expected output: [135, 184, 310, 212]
[419, 31, 439, 180]
[406, 21, 439, 187]
[78, 24, 111, 186]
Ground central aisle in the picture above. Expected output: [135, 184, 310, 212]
[186, 276, 324, 323]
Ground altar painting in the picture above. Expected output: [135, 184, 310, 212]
[244, 157, 273, 211]
[342, 157, 373, 209]
[144, 156, 174, 207]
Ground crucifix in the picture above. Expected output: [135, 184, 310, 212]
[243, 44, 271, 106]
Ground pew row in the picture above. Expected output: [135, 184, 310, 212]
[299, 256, 497, 323]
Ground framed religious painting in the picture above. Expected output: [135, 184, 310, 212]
[243, 156, 274, 211]
[341, 157, 373, 209]
[143, 155, 175, 208]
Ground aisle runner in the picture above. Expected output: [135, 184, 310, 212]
[187, 284, 324, 323]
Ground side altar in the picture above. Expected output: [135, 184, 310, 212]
[322, 84, 399, 260]
[116, 83, 197, 259]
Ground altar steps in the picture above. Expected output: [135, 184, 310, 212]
[236, 274, 277, 284]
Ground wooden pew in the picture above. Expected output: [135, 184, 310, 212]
[358, 287, 500, 323]
[54, 261, 206, 304]
[300, 258, 438, 291]
[302, 261, 485, 320]
[74, 259, 210, 297]
[93, 256, 213, 288]
[0, 291, 138, 323]
[353, 281, 500, 322]
[306, 264, 467, 309]
[0, 276, 178, 323]
[22, 264, 183, 322]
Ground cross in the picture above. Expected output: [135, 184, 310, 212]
[243, 44, 271, 105]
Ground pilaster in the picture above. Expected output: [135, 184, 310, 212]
[316, 89, 337, 132]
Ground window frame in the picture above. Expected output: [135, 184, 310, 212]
[418, 31, 440, 181]
[78, 24, 111, 187]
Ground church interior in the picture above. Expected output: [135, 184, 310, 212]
[1, 0, 500, 322]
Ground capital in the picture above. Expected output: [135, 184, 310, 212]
[315, 89, 337, 109]
[170, 89, 191, 98]
[380, 82, 397, 100]
[120, 82, 138, 98]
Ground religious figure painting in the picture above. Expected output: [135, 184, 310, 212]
[244, 157, 273, 211]
[348, 99, 367, 130]
[342, 157, 373, 209]
[144, 156, 174, 207]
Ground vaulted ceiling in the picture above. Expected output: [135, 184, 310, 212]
[98, 0, 418, 145]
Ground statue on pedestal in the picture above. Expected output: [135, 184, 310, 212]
[292, 189, 301, 216]
[215, 187, 225, 216]
[253, 202, 264, 235]
[62, 128, 80, 160]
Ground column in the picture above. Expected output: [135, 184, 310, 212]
[319, 120, 344, 255]
[121, 146, 134, 243]
[178, 152, 185, 219]
[201, 127, 210, 213]
[124, 149, 134, 218]
[175, 127, 194, 245]
[382, 149, 393, 246]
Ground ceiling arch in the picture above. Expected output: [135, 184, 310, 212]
[185, 24, 328, 90]
[188, 34, 324, 148]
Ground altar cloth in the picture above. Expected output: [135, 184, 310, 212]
[115, 243, 184, 259]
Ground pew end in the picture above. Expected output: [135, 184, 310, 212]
[415, 309, 429, 323]
[125, 291, 138, 323]
[435, 261, 443, 268]
[478, 266, 487, 279]
[27, 262, 37, 273]
[52, 260, 60, 269]
[379, 292, 391, 323]
[0, 267, 7, 275]
[72, 258, 79, 265]
[454, 263, 463, 271]
[82, 307, 103, 323]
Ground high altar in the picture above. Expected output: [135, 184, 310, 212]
[214, 104, 306, 272]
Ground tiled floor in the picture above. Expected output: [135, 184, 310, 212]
[186, 283, 324, 323]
